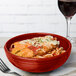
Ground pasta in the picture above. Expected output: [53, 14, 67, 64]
[10, 35, 66, 58]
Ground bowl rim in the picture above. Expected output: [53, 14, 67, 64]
[4, 32, 72, 62]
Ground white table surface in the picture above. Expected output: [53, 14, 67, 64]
[0, 46, 76, 76]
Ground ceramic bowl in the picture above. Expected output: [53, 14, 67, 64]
[4, 33, 72, 73]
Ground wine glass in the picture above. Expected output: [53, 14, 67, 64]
[58, 0, 76, 43]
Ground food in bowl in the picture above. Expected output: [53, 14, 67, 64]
[10, 35, 66, 58]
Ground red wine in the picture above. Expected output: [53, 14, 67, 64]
[58, 0, 76, 17]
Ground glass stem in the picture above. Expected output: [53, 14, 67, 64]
[65, 17, 72, 38]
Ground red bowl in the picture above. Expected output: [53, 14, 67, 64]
[4, 33, 72, 73]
